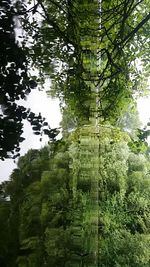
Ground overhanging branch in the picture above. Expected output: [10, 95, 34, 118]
[120, 12, 150, 47]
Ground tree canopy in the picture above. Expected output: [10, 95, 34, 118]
[14, 0, 150, 121]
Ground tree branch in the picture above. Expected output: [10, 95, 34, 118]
[120, 12, 150, 47]
[37, 0, 78, 49]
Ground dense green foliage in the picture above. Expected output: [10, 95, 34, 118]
[1, 128, 150, 266]
[16, 0, 150, 122]
[1, 0, 150, 266]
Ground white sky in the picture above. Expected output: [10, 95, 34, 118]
[137, 96, 150, 126]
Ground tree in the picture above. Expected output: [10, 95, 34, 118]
[14, 0, 99, 123]
[98, 0, 150, 120]
[13, 0, 150, 123]
[97, 127, 150, 266]
[0, 0, 59, 160]
[1, 1, 150, 266]
[2, 0, 149, 160]
[0, 196, 10, 267]
[1, 126, 150, 266]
